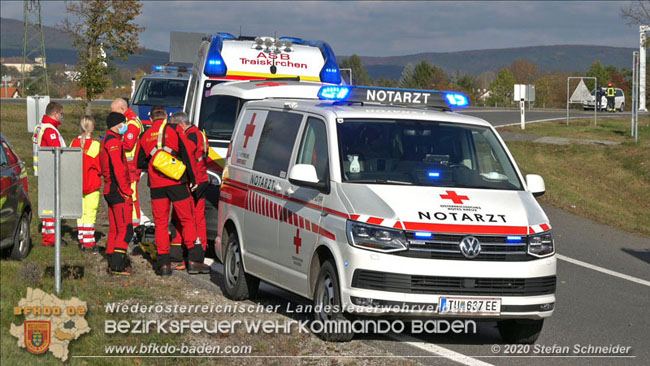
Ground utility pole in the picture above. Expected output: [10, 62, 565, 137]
[640, 25, 649, 111]
[21, 0, 49, 97]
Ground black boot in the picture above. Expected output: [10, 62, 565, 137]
[109, 251, 132, 276]
[155, 254, 172, 277]
[187, 246, 210, 274]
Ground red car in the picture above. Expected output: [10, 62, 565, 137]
[0, 135, 32, 260]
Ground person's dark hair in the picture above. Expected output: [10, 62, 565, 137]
[45, 102, 63, 116]
[150, 105, 167, 120]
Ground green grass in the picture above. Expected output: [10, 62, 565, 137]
[500, 116, 650, 237]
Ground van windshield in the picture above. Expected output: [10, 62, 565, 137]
[198, 95, 246, 140]
[132, 78, 188, 107]
[337, 119, 523, 190]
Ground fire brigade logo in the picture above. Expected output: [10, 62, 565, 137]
[25, 321, 51, 354]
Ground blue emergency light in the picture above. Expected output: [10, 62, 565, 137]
[309, 40, 342, 84]
[279, 36, 305, 45]
[218, 32, 237, 40]
[428, 171, 441, 178]
[204, 35, 227, 77]
[318, 86, 350, 100]
[152, 65, 164, 72]
[414, 232, 433, 239]
[506, 236, 523, 242]
[445, 93, 469, 107]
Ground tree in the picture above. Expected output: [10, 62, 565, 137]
[621, 1, 650, 29]
[509, 59, 538, 84]
[339, 55, 372, 86]
[374, 77, 398, 88]
[399, 61, 449, 90]
[63, 0, 143, 113]
[454, 73, 480, 106]
[487, 68, 516, 107]
[586, 61, 611, 89]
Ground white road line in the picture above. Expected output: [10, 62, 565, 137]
[387, 333, 494, 366]
[557, 254, 650, 287]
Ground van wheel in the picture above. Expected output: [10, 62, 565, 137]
[497, 319, 544, 344]
[10, 213, 31, 260]
[312, 260, 353, 342]
[221, 230, 259, 300]
[618, 103, 624, 112]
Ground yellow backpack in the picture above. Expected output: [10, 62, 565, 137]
[151, 121, 186, 180]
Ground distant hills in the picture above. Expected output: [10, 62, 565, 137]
[1, 17, 636, 79]
[346, 45, 637, 80]
[0, 17, 168, 68]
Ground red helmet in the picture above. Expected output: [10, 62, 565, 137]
[608, 82, 612, 87]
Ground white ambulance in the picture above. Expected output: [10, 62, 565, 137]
[217, 86, 556, 344]
[182, 33, 342, 236]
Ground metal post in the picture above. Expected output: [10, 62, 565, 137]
[594, 77, 597, 127]
[632, 52, 638, 137]
[640, 26, 648, 111]
[520, 98, 526, 130]
[54, 147, 61, 294]
[566, 79, 569, 126]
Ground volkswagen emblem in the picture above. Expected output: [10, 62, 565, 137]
[459, 236, 481, 259]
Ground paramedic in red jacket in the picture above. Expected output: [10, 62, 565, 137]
[136, 105, 210, 276]
[32, 102, 66, 246]
[111, 98, 144, 230]
[70, 115, 102, 252]
[100, 112, 133, 275]
[169, 112, 209, 268]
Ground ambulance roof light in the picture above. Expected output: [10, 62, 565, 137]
[279, 37, 304, 45]
[152, 65, 164, 72]
[318, 86, 350, 100]
[308, 40, 341, 84]
[317, 85, 470, 110]
[218, 32, 237, 40]
[204, 35, 227, 77]
[445, 93, 469, 107]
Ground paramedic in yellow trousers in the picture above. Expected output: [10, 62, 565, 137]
[70, 116, 103, 253]
[111, 98, 144, 232]
[32, 102, 66, 246]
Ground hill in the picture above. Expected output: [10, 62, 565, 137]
[0, 17, 168, 68]
[341, 44, 636, 80]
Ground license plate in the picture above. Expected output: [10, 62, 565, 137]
[438, 297, 501, 315]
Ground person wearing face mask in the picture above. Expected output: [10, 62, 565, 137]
[32, 102, 66, 247]
[100, 112, 134, 275]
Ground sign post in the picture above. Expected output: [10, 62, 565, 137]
[38, 147, 82, 294]
[26, 95, 50, 133]
[514, 84, 534, 129]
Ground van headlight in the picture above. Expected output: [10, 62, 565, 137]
[346, 220, 407, 253]
[528, 231, 554, 257]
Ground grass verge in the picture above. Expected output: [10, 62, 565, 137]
[500, 116, 650, 237]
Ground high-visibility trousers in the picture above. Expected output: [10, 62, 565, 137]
[77, 190, 100, 248]
[150, 185, 198, 256]
[131, 180, 141, 228]
[171, 182, 208, 250]
[41, 218, 55, 246]
[106, 198, 133, 254]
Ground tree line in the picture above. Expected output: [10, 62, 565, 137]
[339, 55, 638, 109]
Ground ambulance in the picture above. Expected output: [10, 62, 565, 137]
[131, 64, 191, 127]
[182, 33, 342, 237]
[217, 86, 556, 344]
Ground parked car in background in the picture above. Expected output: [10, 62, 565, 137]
[583, 87, 625, 111]
[0, 135, 32, 260]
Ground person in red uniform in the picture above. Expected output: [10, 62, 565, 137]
[169, 111, 209, 268]
[111, 98, 144, 231]
[100, 112, 133, 275]
[136, 105, 210, 276]
[32, 102, 66, 246]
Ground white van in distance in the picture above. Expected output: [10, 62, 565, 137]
[216, 86, 556, 344]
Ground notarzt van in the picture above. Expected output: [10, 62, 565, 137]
[131, 64, 191, 127]
[216, 86, 556, 344]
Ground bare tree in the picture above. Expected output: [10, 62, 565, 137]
[62, 0, 143, 114]
[621, 1, 650, 27]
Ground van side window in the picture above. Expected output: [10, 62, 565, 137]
[296, 117, 329, 182]
[253, 111, 302, 177]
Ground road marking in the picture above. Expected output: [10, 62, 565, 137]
[387, 333, 494, 366]
[557, 254, 650, 287]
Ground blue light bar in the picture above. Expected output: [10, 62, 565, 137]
[414, 232, 433, 239]
[279, 37, 305, 45]
[506, 236, 523, 242]
[217, 32, 237, 40]
[204, 35, 227, 77]
[318, 86, 350, 100]
[152, 65, 164, 72]
[445, 93, 469, 107]
[308, 40, 341, 84]
[428, 171, 441, 178]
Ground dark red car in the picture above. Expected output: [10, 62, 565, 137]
[0, 135, 32, 260]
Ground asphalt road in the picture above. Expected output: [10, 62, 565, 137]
[0, 98, 112, 106]
[137, 174, 649, 365]
[457, 108, 633, 127]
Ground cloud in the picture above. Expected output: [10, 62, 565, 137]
[1, 0, 638, 56]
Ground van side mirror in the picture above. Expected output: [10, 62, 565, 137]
[526, 174, 545, 197]
[289, 164, 329, 193]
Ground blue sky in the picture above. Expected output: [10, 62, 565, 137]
[0, 1, 641, 56]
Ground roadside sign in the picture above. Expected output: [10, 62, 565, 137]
[37, 147, 82, 219]
[27, 95, 50, 133]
